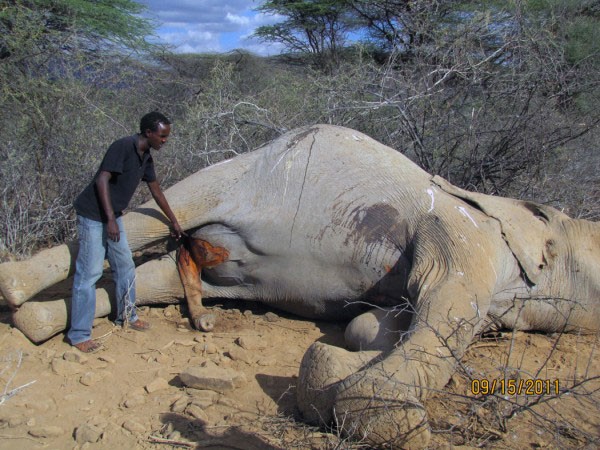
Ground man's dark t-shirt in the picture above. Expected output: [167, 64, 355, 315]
[74, 135, 157, 222]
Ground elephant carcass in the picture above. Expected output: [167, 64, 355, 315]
[2, 125, 600, 449]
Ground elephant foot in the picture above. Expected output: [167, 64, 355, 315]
[12, 292, 112, 344]
[344, 307, 411, 351]
[12, 301, 68, 344]
[333, 372, 431, 450]
[297, 342, 380, 425]
[194, 313, 216, 332]
[0, 243, 77, 307]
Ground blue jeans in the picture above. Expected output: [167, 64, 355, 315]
[68, 215, 139, 345]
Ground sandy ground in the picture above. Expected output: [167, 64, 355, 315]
[0, 295, 599, 449]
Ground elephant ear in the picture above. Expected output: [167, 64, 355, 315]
[432, 176, 563, 285]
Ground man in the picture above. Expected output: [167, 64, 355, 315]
[68, 112, 185, 353]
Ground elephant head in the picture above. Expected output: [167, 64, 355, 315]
[434, 175, 600, 332]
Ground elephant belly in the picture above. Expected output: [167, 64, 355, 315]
[192, 223, 408, 321]
[203, 256, 395, 320]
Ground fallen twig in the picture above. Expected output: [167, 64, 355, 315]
[94, 329, 115, 341]
[0, 434, 46, 445]
[147, 435, 195, 447]
[0, 380, 37, 405]
[257, 321, 311, 333]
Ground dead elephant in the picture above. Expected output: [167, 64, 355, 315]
[1, 125, 599, 449]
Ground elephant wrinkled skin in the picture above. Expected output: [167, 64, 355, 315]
[1, 125, 599, 449]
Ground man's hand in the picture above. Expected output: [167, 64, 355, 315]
[107, 218, 120, 242]
[147, 180, 187, 241]
[170, 221, 187, 241]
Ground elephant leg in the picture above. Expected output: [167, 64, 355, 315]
[297, 342, 380, 425]
[344, 306, 413, 351]
[176, 237, 229, 332]
[298, 219, 497, 450]
[0, 243, 80, 308]
[11, 254, 184, 343]
[299, 327, 430, 449]
[331, 274, 493, 449]
[12, 288, 113, 344]
[298, 306, 411, 427]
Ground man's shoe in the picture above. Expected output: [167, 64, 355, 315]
[128, 319, 151, 332]
[73, 340, 102, 353]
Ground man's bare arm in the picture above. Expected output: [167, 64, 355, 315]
[96, 170, 120, 241]
[147, 179, 186, 239]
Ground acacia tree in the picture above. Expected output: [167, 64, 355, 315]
[344, 0, 459, 55]
[253, 0, 354, 70]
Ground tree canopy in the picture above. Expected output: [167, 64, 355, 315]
[254, 0, 355, 69]
[0, 0, 155, 62]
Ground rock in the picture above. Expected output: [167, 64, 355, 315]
[99, 422, 133, 445]
[122, 419, 146, 434]
[145, 377, 169, 393]
[123, 394, 146, 408]
[193, 342, 218, 355]
[80, 371, 105, 386]
[171, 396, 190, 413]
[217, 355, 231, 366]
[243, 310, 253, 318]
[51, 358, 84, 376]
[264, 312, 279, 322]
[28, 425, 64, 438]
[177, 319, 191, 328]
[63, 351, 88, 364]
[75, 423, 103, 444]
[225, 347, 253, 364]
[236, 336, 265, 351]
[164, 305, 180, 318]
[179, 366, 245, 392]
[189, 390, 218, 408]
[186, 404, 208, 421]
[257, 356, 277, 366]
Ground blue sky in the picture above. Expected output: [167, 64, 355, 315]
[138, 0, 285, 55]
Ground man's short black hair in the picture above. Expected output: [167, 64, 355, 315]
[140, 111, 171, 133]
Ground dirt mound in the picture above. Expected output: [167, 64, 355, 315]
[0, 299, 598, 449]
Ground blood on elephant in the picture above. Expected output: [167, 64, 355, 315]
[176, 236, 229, 331]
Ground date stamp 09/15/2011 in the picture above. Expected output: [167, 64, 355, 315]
[470, 378, 560, 396]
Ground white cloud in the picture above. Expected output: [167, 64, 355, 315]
[226, 12, 250, 27]
[139, 0, 284, 54]
[160, 29, 222, 54]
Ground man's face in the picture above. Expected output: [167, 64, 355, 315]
[146, 122, 171, 150]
